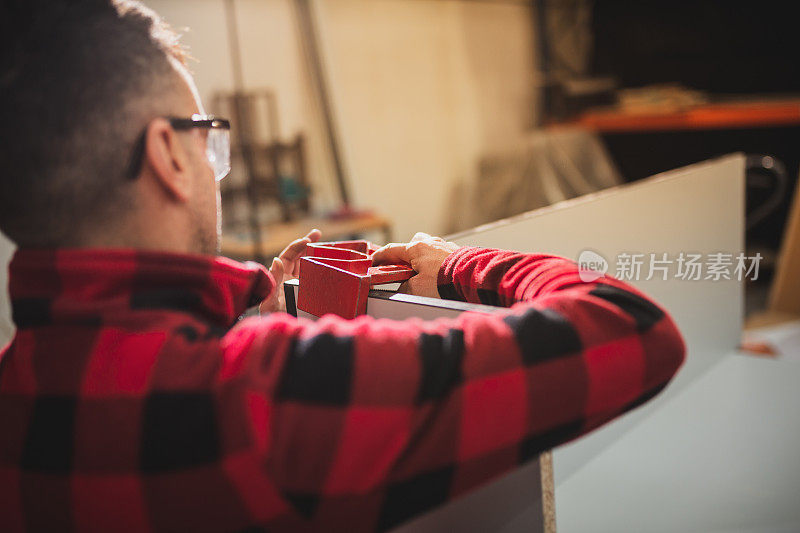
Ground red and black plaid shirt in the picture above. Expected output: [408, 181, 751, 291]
[0, 246, 685, 532]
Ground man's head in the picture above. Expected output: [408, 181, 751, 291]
[0, 0, 223, 254]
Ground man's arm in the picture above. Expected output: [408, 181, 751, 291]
[226, 236, 685, 530]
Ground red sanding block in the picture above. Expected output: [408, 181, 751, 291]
[297, 240, 415, 319]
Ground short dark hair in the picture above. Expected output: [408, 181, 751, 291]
[0, 0, 187, 247]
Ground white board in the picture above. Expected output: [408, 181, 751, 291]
[450, 154, 745, 387]
[449, 154, 746, 526]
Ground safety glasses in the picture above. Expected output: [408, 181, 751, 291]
[169, 114, 231, 181]
[127, 114, 232, 181]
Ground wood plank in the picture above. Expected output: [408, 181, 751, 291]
[768, 174, 800, 314]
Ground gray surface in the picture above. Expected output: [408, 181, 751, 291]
[556, 353, 800, 533]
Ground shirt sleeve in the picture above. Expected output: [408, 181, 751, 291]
[223, 246, 686, 530]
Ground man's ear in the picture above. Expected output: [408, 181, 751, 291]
[142, 118, 192, 202]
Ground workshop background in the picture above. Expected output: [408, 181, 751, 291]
[2, 0, 799, 342]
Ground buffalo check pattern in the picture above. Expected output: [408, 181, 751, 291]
[0, 246, 685, 532]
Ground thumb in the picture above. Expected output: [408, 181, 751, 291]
[260, 257, 285, 314]
[269, 256, 285, 283]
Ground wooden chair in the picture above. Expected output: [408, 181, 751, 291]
[213, 89, 392, 262]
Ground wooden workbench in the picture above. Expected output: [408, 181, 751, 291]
[221, 212, 392, 261]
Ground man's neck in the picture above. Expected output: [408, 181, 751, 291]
[77, 215, 196, 255]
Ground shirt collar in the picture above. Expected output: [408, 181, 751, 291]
[8, 248, 275, 328]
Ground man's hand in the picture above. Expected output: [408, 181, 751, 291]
[372, 232, 460, 298]
[260, 229, 322, 313]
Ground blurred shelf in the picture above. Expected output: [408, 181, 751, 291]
[559, 98, 800, 133]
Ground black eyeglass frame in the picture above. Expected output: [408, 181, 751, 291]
[168, 115, 231, 131]
[126, 115, 231, 179]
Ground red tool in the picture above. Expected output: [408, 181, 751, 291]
[297, 240, 415, 318]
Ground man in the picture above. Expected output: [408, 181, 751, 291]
[0, 1, 685, 531]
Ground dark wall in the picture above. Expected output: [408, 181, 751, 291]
[592, 1, 800, 94]
[600, 127, 800, 249]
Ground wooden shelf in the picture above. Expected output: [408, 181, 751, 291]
[559, 98, 800, 133]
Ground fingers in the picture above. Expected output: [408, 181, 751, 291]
[371, 243, 410, 265]
[279, 236, 312, 262]
[280, 228, 321, 259]
[269, 256, 285, 283]
[305, 228, 322, 243]
[411, 232, 445, 242]
[276, 228, 321, 277]
[372, 233, 446, 265]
